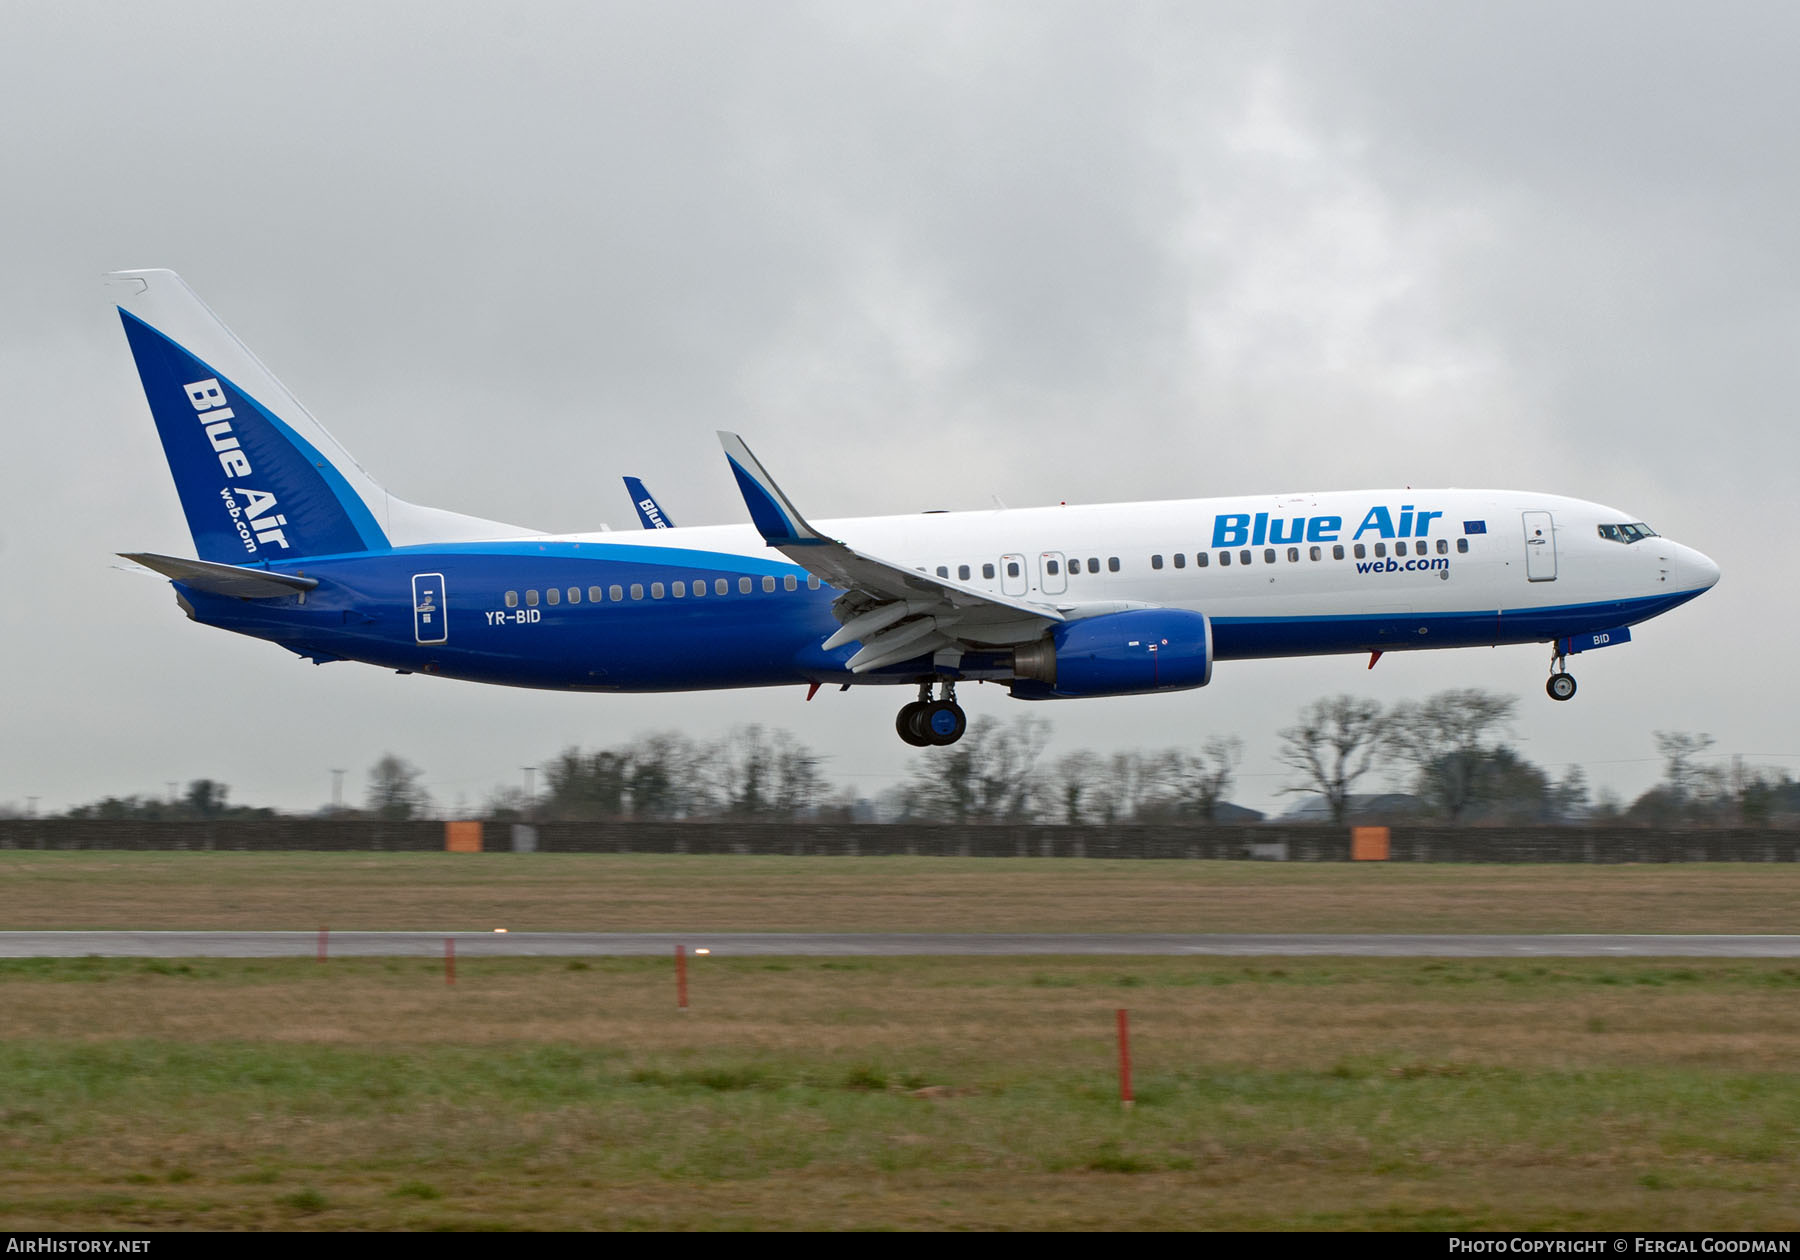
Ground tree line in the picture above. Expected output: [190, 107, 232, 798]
[24, 690, 1798, 827]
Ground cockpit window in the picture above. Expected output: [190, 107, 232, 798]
[1597, 522, 1659, 544]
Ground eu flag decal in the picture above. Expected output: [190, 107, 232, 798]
[1462, 520, 1487, 535]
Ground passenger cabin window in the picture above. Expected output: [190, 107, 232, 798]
[609, 584, 623, 602]
[1287, 547, 1299, 563]
[717, 578, 729, 595]
[692, 580, 705, 598]
[1333, 545, 1345, 560]
[546, 588, 560, 605]
[1108, 557, 1120, 572]
[1395, 542, 1408, 557]
[1374, 543, 1387, 559]
[1173, 553, 1186, 569]
[762, 576, 776, 593]
[1263, 548, 1276, 564]
[1219, 551, 1231, 566]
[784, 574, 798, 591]
[672, 581, 685, 598]
[630, 583, 644, 600]
[1007, 561, 1021, 578]
[1436, 540, 1448, 555]
[1150, 555, 1163, 570]
[958, 565, 971, 580]
[1353, 545, 1366, 560]
[982, 563, 995, 579]
[1195, 552, 1208, 568]
[1456, 538, 1469, 554]
[1087, 558, 1099, 573]
[1046, 559, 1060, 575]
[505, 590, 519, 608]
[808, 575, 820, 590]
[525, 589, 540, 606]
[1309, 546, 1321, 561]
[1239, 550, 1252, 566]
[740, 577, 753, 594]
[651, 582, 665, 599]
[588, 586, 603, 602]
[937, 566, 949, 578]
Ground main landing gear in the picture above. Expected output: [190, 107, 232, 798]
[1546, 644, 1577, 702]
[896, 680, 968, 746]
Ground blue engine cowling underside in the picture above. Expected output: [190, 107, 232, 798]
[1010, 608, 1213, 700]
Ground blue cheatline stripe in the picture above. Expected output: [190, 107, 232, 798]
[373, 540, 810, 574]
[1210, 586, 1708, 628]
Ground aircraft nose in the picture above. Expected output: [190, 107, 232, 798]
[1685, 545, 1721, 591]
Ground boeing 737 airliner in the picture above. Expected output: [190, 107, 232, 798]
[109, 269, 1719, 746]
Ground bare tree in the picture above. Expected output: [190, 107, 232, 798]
[1093, 750, 1163, 823]
[1046, 750, 1104, 824]
[1277, 696, 1387, 825]
[1157, 736, 1245, 822]
[1654, 731, 1716, 801]
[906, 716, 1049, 822]
[366, 754, 429, 820]
[1546, 765, 1592, 823]
[769, 729, 826, 819]
[714, 725, 827, 820]
[1386, 689, 1519, 822]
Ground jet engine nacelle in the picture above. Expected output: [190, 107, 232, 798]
[1009, 608, 1213, 699]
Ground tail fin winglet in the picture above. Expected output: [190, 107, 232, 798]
[623, 476, 677, 529]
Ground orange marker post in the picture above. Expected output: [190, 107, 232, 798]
[1351, 826, 1391, 861]
[1117, 1008, 1134, 1109]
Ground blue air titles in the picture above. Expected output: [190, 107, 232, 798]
[1211, 505, 1443, 549]
[185, 376, 291, 552]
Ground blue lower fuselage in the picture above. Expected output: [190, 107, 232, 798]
[174, 542, 1711, 694]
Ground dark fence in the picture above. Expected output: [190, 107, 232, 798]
[2, 819, 1797, 861]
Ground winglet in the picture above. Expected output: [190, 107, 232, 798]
[718, 432, 827, 546]
[623, 476, 676, 529]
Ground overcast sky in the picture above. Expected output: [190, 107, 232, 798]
[2, 1, 1793, 817]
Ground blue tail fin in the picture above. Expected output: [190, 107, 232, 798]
[110, 269, 535, 563]
[117, 307, 388, 561]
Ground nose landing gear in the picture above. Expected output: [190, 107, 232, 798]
[896, 680, 968, 746]
[1546, 644, 1577, 701]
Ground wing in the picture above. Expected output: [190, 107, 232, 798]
[718, 432, 1067, 673]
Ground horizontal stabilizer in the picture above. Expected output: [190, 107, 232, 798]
[120, 552, 318, 599]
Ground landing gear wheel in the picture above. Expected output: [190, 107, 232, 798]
[896, 702, 931, 746]
[1546, 672, 1577, 702]
[923, 700, 968, 746]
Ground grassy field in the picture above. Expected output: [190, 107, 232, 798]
[2, 850, 1798, 933]
[1, 853, 1796, 1230]
[1, 955, 1797, 1230]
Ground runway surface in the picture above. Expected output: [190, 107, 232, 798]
[3, 932, 1798, 958]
